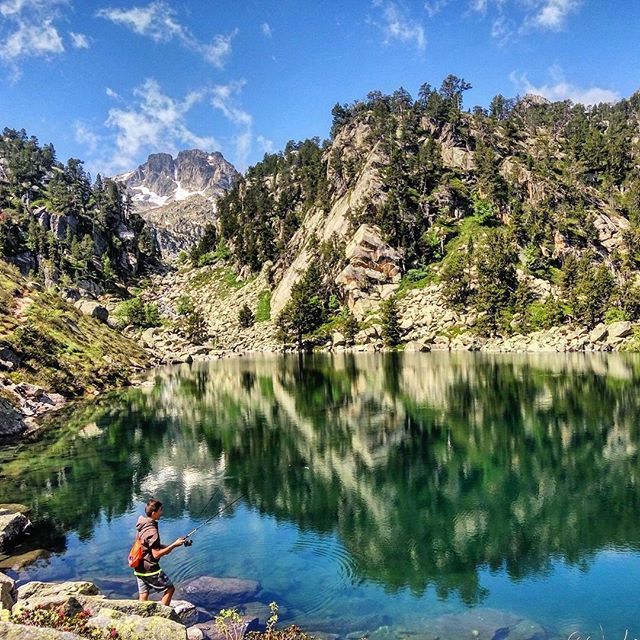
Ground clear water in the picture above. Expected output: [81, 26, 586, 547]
[2, 352, 640, 639]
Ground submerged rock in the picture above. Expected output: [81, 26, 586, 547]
[177, 576, 261, 610]
[408, 608, 548, 640]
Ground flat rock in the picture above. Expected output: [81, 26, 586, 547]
[17, 581, 99, 601]
[0, 621, 82, 639]
[87, 607, 187, 640]
[177, 576, 261, 610]
[0, 550, 50, 572]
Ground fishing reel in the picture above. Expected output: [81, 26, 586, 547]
[183, 538, 193, 547]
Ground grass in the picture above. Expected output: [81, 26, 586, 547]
[256, 290, 272, 322]
[0, 260, 150, 397]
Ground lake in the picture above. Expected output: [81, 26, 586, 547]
[1, 352, 640, 639]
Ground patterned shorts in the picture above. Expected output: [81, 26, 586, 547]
[135, 570, 174, 595]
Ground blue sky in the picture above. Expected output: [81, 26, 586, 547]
[0, 0, 638, 177]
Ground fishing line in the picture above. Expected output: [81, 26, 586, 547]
[183, 492, 246, 546]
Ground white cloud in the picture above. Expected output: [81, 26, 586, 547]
[531, 0, 581, 30]
[0, 0, 67, 67]
[69, 31, 89, 49]
[210, 80, 254, 169]
[261, 22, 272, 37]
[77, 79, 263, 174]
[95, 79, 218, 173]
[97, 1, 236, 68]
[467, 0, 583, 39]
[375, 1, 426, 51]
[74, 120, 101, 155]
[510, 68, 620, 106]
[201, 30, 237, 69]
[257, 135, 274, 155]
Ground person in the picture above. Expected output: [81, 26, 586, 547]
[133, 498, 186, 605]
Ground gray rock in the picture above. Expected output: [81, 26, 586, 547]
[0, 510, 30, 553]
[589, 323, 608, 343]
[0, 343, 21, 371]
[404, 340, 430, 353]
[74, 300, 109, 323]
[86, 607, 188, 640]
[0, 571, 17, 610]
[17, 581, 99, 601]
[171, 600, 199, 627]
[0, 621, 82, 639]
[177, 576, 261, 610]
[193, 615, 260, 640]
[0, 399, 26, 442]
[607, 320, 633, 339]
[332, 332, 346, 347]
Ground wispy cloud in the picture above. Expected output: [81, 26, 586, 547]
[77, 79, 218, 174]
[76, 78, 263, 174]
[261, 22, 272, 37]
[467, 0, 583, 41]
[510, 67, 620, 106]
[210, 80, 254, 169]
[371, 1, 426, 52]
[69, 31, 89, 49]
[0, 0, 67, 72]
[530, 0, 581, 30]
[97, 1, 237, 68]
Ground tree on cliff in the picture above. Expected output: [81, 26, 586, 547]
[276, 263, 326, 348]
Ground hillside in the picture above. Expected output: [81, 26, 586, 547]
[162, 76, 640, 353]
[0, 261, 150, 440]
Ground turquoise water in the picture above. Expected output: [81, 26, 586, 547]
[2, 352, 640, 638]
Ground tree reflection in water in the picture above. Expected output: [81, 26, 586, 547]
[1, 352, 640, 606]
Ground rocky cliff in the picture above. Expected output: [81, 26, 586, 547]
[116, 149, 239, 257]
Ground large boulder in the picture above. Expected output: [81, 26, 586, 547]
[0, 399, 26, 442]
[176, 576, 261, 610]
[86, 607, 187, 640]
[0, 621, 82, 639]
[73, 300, 109, 324]
[0, 506, 31, 552]
[14, 594, 179, 624]
[17, 581, 99, 601]
[171, 600, 199, 627]
[0, 343, 21, 372]
[608, 320, 633, 339]
[0, 571, 17, 610]
[589, 323, 608, 343]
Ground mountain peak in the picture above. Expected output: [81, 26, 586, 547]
[115, 149, 239, 210]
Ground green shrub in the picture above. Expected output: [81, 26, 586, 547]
[114, 297, 161, 328]
[525, 296, 566, 331]
[239, 303, 255, 328]
[604, 307, 630, 324]
[176, 295, 195, 316]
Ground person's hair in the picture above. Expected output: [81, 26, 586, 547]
[146, 498, 163, 517]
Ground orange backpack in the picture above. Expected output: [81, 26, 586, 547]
[127, 536, 144, 569]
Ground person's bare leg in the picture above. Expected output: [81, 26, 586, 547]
[161, 585, 175, 606]
[139, 591, 149, 601]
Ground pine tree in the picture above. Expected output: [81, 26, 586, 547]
[381, 297, 401, 347]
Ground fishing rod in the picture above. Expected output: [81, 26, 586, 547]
[182, 493, 246, 546]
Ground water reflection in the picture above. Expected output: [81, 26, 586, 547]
[1, 352, 640, 610]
